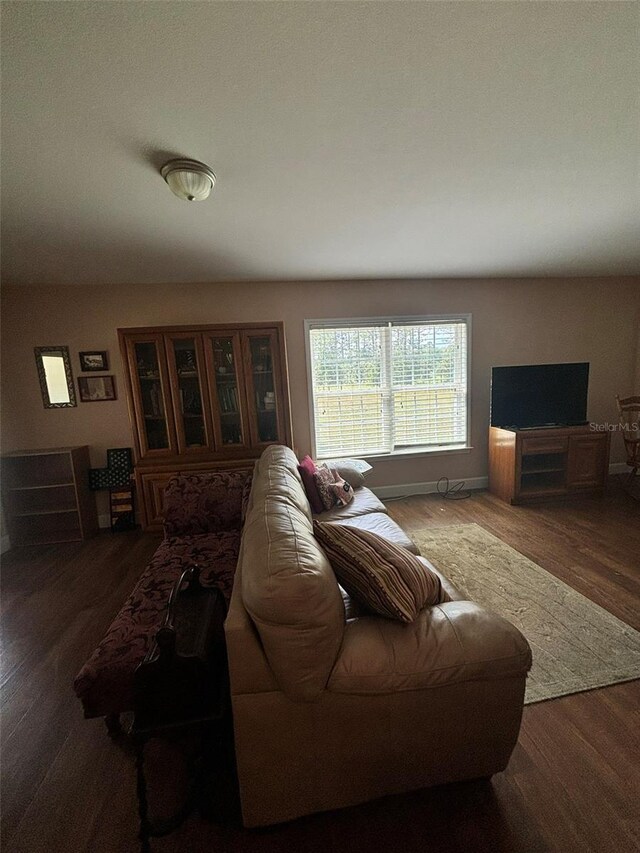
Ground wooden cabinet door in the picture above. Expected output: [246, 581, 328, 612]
[135, 469, 177, 531]
[567, 435, 609, 489]
[241, 329, 287, 449]
[124, 335, 177, 460]
[203, 332, 250, 451]
[164, 333, 215, 456]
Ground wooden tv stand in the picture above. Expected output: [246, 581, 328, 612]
[488, 425, 610, 505]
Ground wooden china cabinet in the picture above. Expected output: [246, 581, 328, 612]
[119, 323, 293, 529]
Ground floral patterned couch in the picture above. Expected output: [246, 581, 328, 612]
[74, 469, 253, 723]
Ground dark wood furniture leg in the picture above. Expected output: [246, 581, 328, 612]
[135, 735, 152, 853]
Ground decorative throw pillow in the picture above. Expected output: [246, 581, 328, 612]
[313, 464, 338, 511]
[297, 455, 324, 514]
[329, 471, 354, 506]
[313, 521, 443, 622]
[331, 463, 365, 489]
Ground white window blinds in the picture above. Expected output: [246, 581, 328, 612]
[308, 317, 469, 457]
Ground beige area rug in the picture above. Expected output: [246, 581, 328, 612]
[412, 523, 640, 704]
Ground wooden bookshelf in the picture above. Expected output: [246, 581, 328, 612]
[1, 447, 99, 546]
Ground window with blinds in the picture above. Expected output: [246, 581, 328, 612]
[307, 317, 469, 458]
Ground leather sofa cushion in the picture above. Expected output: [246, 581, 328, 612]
[241, 446, 345, 701]
[328, 600, 533, 695]
[339, 584, 363, 621]
[314, 486, 386, 520]
[248, 446, 313, 524]
[314, 521, 444, 623]
[328, 513, 420, 555]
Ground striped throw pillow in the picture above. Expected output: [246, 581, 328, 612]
[313, 521, 443, 622]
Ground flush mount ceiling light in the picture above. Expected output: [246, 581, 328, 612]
[160, 158, 216, 202]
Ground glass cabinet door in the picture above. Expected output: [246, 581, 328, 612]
[121, 324, 290, 466]
[128, 336, 176, 457]
[243, 331, 283, 446]
[165, 334, 213, 455]
[205, 334, 248, 449]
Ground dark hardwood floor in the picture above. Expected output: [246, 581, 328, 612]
[2, 478, 639, 853]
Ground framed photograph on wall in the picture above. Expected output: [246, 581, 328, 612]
[79, 351, 109, 372]
[78, 375, 116, 402]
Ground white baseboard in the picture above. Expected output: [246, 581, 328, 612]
[372, 476, 488, 500]
[373, 463, 628, 501]
[1, 534, 11, 554]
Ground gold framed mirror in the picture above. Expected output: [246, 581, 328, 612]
[34, 346, 77, 408]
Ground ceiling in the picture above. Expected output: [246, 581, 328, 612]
[1, 1, 639, 286]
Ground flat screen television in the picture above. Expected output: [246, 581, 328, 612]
[490, 362, 589, 429]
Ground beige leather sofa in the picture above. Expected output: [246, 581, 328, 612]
[225, 446, 532, 827]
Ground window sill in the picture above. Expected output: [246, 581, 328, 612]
[319, 445, 473, 463]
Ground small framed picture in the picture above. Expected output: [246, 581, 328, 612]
[78, 375, 116, 402]
[79, 351, 109, 372]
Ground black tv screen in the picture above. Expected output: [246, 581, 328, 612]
[491, 363, 589, 429]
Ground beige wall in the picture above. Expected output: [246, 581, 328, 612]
[2, 277, 639, 513]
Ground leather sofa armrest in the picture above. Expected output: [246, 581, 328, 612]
[328, 600, 532, 695]
[435, 600, 532, 678]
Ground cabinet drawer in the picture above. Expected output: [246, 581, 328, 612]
[522, 436, 568, 455]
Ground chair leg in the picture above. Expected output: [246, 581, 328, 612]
[105, 713, 123, 737]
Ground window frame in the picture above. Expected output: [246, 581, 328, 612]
[304, 314, 472, 460]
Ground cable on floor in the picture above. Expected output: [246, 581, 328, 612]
[437, 476, 472, 500]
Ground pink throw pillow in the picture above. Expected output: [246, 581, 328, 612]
[297, 455, 324, 514]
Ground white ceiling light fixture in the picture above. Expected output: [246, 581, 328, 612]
[160, 158, 216, 202]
